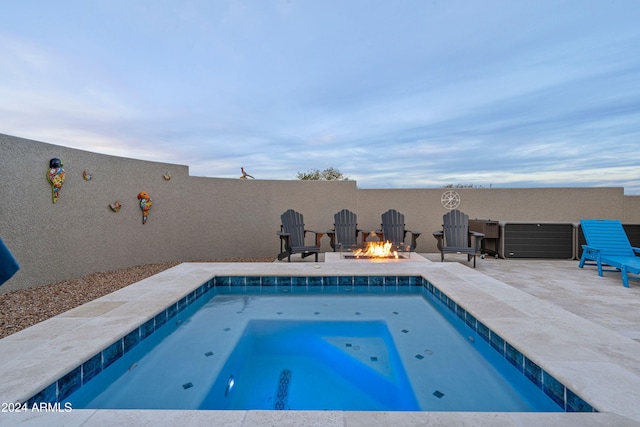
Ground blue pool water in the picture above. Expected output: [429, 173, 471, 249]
[64, 283, 565, 412]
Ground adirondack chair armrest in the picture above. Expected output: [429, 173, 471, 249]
[469, 231, 484, 250]
[326, 230, 336, 249]
[633, 247, 640, 256]
[304, 230, 323, 247]
[470, 231, 484, 240]
[277, 231, 291, 245]
[407, 231, 421, 251]
[432, 230, 444, 251]
[277, 231, 292, 260]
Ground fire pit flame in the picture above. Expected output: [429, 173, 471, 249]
[353, 240, 399, 259]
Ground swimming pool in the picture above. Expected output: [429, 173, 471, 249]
[27, 276, 594, 413]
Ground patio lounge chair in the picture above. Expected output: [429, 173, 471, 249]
[277, 209, 323, 262]
[578, 219, 640, 288]
[432, 209, 484, 268]
[379, 209, 420, 250]
[327, 209, 362, 251]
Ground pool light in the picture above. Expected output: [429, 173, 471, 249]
[225, 375, 235, 397]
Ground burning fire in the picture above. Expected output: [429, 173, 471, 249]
[353, 241, 399, 259]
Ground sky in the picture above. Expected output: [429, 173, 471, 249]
[1, 1, 640, 193]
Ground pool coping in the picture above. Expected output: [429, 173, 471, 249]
[1, 261, 640, 426]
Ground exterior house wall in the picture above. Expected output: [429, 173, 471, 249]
[0, 133, 636, 293]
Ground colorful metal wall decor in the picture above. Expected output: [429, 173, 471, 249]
[163, 171, 171, 181]
[83, 170, 93, 181]
[109, 201, 122, 212]
[47, 158, 66, 203]
[137, 192, 153, 224]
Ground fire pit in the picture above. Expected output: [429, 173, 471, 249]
[344, 241, 407, 259]
[324, 241, 429, 263]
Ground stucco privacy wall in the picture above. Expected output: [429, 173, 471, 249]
[0, 134, 360, 293]
[1, 133, 639, 293]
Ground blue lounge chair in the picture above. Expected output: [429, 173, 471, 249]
[578, 219, 640, 288]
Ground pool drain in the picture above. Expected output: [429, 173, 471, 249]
[274, 369, 292, 410]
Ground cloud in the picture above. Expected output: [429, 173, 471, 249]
[1, 1, 640, 194]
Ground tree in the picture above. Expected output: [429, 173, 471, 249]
[296, 167, 348, 181]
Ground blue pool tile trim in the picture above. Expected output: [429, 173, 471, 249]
[210, 275, 430, 290]
[307, 276, 323, 287]
[25, 274, 596, 414]
[81, 353, 102, 385]
[58, 366, 81, 401]
[477, 322, 490, 343]
[292, 276, 307, 286]
[338, 276, 353, 286]
[525, 358, 543, 387]
[102, 341, 123, 370]
[27, 382, 56, 405]
[506, 343, 524, 372]
[141, 318, 155, 340]
[246, 276, 261, 287]
[154, 310, 168, 328]
[123, 329, 140, 353]
[567, 388, 594, 412]
[543, 372, 566, 409]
